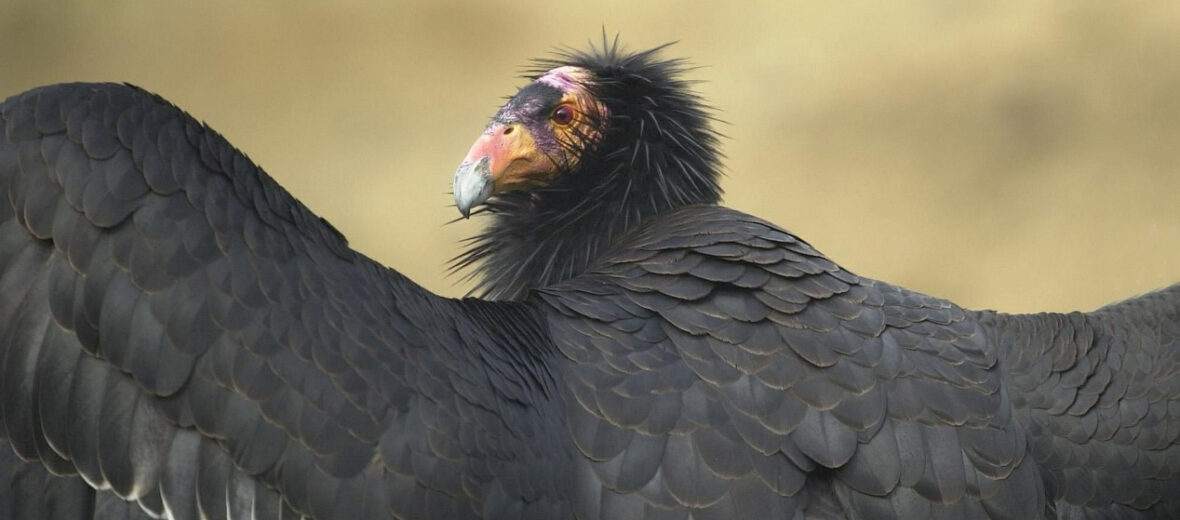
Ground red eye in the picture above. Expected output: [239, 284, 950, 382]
[551, 105, 575, 125]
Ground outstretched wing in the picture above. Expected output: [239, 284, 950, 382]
[976, 285, 1180, 518]
[540, 205, 1046, 519]
[0, 83, 558, 520]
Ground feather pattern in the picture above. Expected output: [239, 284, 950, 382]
[0, 83, 569, 519]
[1, 43, 1180, 520]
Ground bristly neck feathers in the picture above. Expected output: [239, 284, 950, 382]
[454, 44, 724, 300]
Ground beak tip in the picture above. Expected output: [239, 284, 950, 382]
[453, 157, 494, 218]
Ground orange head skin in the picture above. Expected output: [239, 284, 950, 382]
[454, 66, 608, 216]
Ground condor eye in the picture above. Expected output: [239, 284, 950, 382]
[551, 105, 575, 126]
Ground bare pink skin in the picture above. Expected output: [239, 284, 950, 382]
[536, 66, 592, 91]
[461, 132, 504, 172]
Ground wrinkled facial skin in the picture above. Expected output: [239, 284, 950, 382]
[491, 66, 607, 172]
[453, 66, 607, 217]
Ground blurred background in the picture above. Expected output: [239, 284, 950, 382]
[2, 1, 1178, 312]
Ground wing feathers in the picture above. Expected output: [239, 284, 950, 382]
[544, 205, 1043, 518]
[2, 83, 567, 519]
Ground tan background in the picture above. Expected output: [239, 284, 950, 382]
[2, 1, 1178, 313]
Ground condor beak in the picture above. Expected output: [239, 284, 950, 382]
[453, 123, 555, 217]
[453, 156, 493, 218]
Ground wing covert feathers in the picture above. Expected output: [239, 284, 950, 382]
[542, 206, 1046, 519]
[0, 83, 564, 519]
[976, 286, 1180, 518]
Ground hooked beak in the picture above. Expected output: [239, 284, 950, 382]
[453, 123, 556, 218]
[453, 156, 493, 218]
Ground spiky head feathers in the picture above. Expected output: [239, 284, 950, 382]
[453, 42, 723, 299]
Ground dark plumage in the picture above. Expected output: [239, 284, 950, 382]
[0, 42, 1179, 520]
